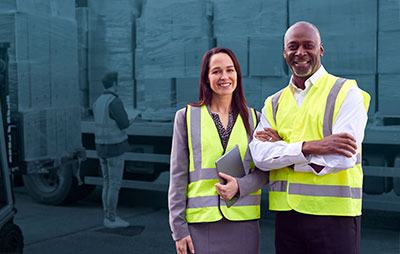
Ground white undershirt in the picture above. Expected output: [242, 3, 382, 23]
[249, 65, 368, 175]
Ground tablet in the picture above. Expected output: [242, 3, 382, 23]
[215, 145, 245, 207]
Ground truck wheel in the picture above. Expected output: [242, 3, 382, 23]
[0, 223, 23, 254]
[22, 162, 94, 205]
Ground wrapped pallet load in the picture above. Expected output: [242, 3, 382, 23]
[136, 0, 213, 121]
[214, 0, 288, 110]
[0, 0, 82, 162]
[88, 0, 139, 117]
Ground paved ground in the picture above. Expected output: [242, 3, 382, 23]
[13, 186, 400, 254]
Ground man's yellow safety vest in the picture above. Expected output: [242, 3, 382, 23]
[93, 94, 128, 145]
[185, 105, 261, 223]
[264, 74, 370, 216]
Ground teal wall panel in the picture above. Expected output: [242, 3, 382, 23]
[217, 37, 249, 76]
[379, 0, 400, 32]
[289, 0, 377, 33]
[321, 32, 376, 75]
[176, 77, 199, 109]
[249, 36, 285, 77]
[378, 74, 400, 115]
[243, 77, 262, 111]
[378, 31, 400, 74]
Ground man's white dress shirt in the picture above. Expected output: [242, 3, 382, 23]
[249, 66, 368, 175]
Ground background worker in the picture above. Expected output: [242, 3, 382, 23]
[93, 72, 133, 229]
[168, 47, 268, 254]
[250, 21, 370, 254]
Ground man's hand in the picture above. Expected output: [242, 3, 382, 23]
[215, 173, 239, 200]
[302, 133, 357, 158]
[255, 127, 282, 142]
[175, 235, 195, 254]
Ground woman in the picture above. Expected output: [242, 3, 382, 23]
[168, 47, 269, 254]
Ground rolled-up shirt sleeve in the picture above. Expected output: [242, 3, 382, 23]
[249, 107, 309, 171]
[168, 108, 190, 241]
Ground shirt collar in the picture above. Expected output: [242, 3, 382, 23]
[104, 90, 118, 97]
[289, 65, 327, 92]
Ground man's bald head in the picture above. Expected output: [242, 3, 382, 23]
[284, 21, 321, 46]
[283, 21, 324, 85]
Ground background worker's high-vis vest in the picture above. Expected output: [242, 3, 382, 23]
[264, 73, 370, 217]
[185, 105, 261, 223]
[93, 93, 128, 145]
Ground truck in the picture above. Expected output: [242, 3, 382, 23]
[1, 0, 400, 212]
[0, 44, 23, 253]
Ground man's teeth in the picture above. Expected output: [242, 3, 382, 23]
[219, 83, 230, 87]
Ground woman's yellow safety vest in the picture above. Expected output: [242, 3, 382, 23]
[185, 105, 261, 223]
[265, 74, 370, 216]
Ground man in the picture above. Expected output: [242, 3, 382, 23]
[249, 21, 370, 254]
[93, 72, 133, 228]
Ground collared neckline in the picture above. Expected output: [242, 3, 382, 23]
[104, 90, 119, 97]
[289, 65, 327, 94]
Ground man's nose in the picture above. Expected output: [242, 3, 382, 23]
[296, 46, 307, 56]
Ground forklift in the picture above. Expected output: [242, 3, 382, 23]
[0, 42, 23, 253]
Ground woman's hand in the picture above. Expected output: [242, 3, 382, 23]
[215, 173, 239, 200]
[175, 235, 195, 254]
[255, 127, 282, 142]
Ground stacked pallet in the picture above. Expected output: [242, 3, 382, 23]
[134, 0, 213, 120]
[214, 0, 289, 111]
[0, 0, 82, 161]
[76, 7, 89, 116]
[378, 0, 400, 116]
[289, 0, 378, 114]
[378, 0, 400, 195]
[87, 0, 139, 112]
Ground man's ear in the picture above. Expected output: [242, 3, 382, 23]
[320, 43, 324, 57]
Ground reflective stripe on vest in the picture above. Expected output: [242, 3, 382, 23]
[267, 74, 370, 216]
[185, 105, 261, 223]
[93, 94, 128, 144]
[269, 180, 362, 199]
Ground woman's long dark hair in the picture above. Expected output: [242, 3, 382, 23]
[190, 47, 251, 136]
